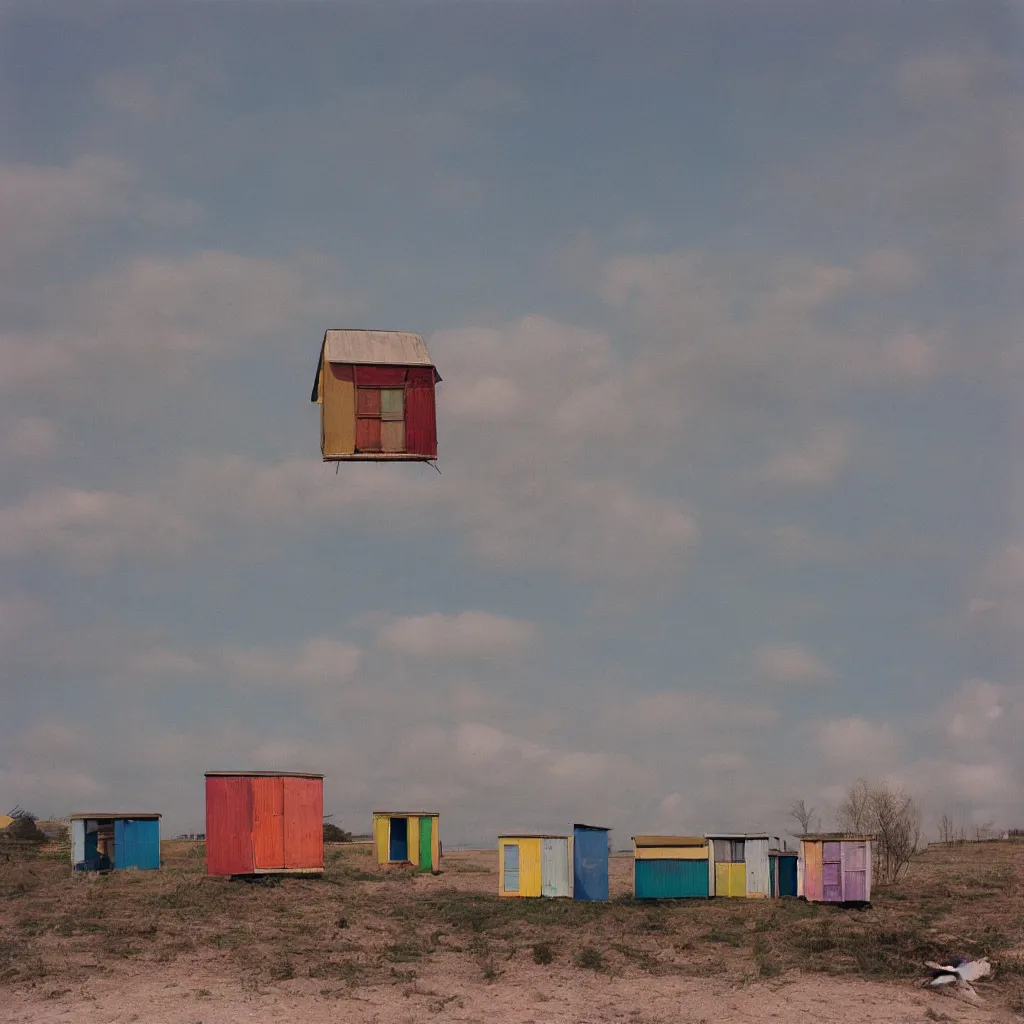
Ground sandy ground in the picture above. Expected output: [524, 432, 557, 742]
[2, 844, 1022, 1024]
[4, 962, 1017, 1024]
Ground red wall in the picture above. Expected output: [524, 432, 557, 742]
[205, 775, 323, 876]
[405, 367, 438, 459]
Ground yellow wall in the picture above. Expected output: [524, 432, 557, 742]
[431, 816, 440, 872]
[498, 837, 542, 897]
[321, 355, 356, 456]
[715, 862, 747, 897]
[407, 815, 420, 867]
[373, 814, 388, 865]
[635, 846, 708, 860]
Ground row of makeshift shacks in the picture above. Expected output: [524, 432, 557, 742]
[67, 773, 872, 905]
[499, 831, 873, 904]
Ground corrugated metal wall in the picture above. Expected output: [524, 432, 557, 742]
[573, 827, 609, 901]
[745, 837, 770, 897]
[252, 777, 285, 870]
[282, 776, 323, 870]
[206, 776, 255, 876]
[635, 858, 709, 899]
[406, 368, 437, 458]
[71, 819, 85, 865]
[541, 837, 572, 897]
[115, 819, 160, 871]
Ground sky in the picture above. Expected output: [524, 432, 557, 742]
[0, 1, 1021, 846]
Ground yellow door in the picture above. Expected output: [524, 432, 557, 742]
[518, 838, 542, 897]
[716, 861, 746, 896]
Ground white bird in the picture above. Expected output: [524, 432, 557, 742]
[922, 957, 991, 1004]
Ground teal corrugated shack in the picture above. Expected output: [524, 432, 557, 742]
[633, 835, 709, 899]
[768, 847, 798, 897]
[70, 813, 161, 872]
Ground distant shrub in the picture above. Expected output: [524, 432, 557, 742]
[531, 941, 554, 965]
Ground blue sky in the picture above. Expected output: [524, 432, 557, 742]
[1, 1, 1021, 844]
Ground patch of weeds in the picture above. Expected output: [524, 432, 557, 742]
[924, 1009, 954, 1022]
[336, 916, 348, 929]
[308, 958, 363, 982]
[531, 941, 554, 965]
[700, 928, 744, 948]
[610, 942, 661, 973]
[390, 967, 417, 982]
[385, 942, 424, 963]
[44, 988, 71, 1000]
[270, 958, 295, 981]
[195, 989, 212, 998]
[429, 994, 461, 1012]
[574, 947, 604, 971]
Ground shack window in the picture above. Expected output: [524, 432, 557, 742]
[503, 843, 520, 893]
[356, 387, 405, 453]
[713, 839, 745, 863]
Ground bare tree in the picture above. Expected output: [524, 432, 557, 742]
[937, 811, 967, 845]
[836, 778, 872, 833]
[789, 799, 815, 834]
[836, 779, 921, 884]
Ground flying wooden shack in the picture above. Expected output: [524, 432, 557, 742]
[311, 329, 441, 461]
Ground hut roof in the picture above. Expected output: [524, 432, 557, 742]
[799, 832, 873, 841]
[204, 771, 324, 779]
[373, 810, 439, 817]
[69, 813, 161, 821]
[632, 835, 705, 848]
[573, 823, 611, 831]
[705, 832, 769, 840]
[311, 330, 441, 401]
[499, 833, 569, 840]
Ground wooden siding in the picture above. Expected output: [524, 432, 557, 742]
[205, 775, 255, 876]
[745, 837, 770, 897]
[800, 840, 823, 901]
[321, 360, 355, 456]
[541, 837, 572, 897]
[405, 370, 437, 458]
[282, 776, 323, 870]
[374, 813, 439, 870]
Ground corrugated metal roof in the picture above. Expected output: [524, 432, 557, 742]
[373, 810, 439, 817]
[69, 813, 161, 820]
[325, 330, 435, 367]
[573, 823, 611, 831]
[704, 832, 769, 840]
[632, 835, 705, 848]
[204, 771, 324, 779]
[499, 833, 569, 840]
[800, 832, 874, 841]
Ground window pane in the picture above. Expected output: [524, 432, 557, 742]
[381, 420, 405, 452]
[356, 388, 381, 417]
[503, 843, 520, 893]
[713, 839, 732, 863]
[380, 388, 404, 420]
[731, 841, 745, 863]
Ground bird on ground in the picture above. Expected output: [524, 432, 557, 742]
[922, 957, 991, 1004]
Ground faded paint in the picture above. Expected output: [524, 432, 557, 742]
[321, 360, 356, 455]
[573, 824, 610, 901]
[706, 833, 770, 898]
[768, 852, 799, 898]
[71, 819, 85, 864]
[324, 330, 436, 367]
[798, 835, 872, 903]
[634, 845, 708, 860]
[745, 836, 770, 897]
[372, 812, 440, 871]
[205, 772, 324, 876]
[541, 837, 572, 897]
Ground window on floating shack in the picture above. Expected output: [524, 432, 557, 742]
[356, 387, 405, 453]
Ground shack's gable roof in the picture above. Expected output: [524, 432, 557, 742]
[373, 810, 439, 818]
[69, 813, 161, 821]
[632, 835, 705, 848]
[499, 833, 569, 840]
[205, 771, 324, 779]
[573, 823, 611, 831]
[326, 330, 434, 367]
[705, 833, 769, 840]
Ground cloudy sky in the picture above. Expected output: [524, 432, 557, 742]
[1, 2, 1021, 844]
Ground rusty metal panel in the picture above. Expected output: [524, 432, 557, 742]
[282, 776, 323, 871]
[355, 416, 381, 452]
[321, 362, 355, 456]
[356, 388, 381, 416]
[380, 388, 404, 420]
[205, 775, 254, 876]
[381, 421, 405, 452]
[252, 776, 285, 870]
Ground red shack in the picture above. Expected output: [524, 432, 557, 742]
[204, 771, 324, 877]
[311, 329, 441, 461]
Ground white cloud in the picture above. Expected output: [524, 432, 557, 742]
[756, 427, 850, 486]
[815, 717, 900, 766]
[607, 691, 779, 735]
[756, 645, 832, 685]
[898, 50, 1012, 107]
[377, 611, 538, 661]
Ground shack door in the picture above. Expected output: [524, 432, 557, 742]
[389, 817, 408, 861]
[573, 827, 609, 901]
[822, 842, 843, 901]
[842, 841, 868, 901]
[418, 817, 433, 872]
[779, 856, 798, 897]
[541, 837, 570, 897]
[252, 777, 285, 870]
[113, 819, 128, 869]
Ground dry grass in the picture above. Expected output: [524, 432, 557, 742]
[0, 838, 1022, 1013]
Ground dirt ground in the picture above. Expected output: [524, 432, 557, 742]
[2, 841, 1023, 1023]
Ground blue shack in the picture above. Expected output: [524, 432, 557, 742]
[572, 823, 611, 901]
[70, 813, 161, 872]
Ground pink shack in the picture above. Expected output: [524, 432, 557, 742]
[798, 833, 872, 905]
